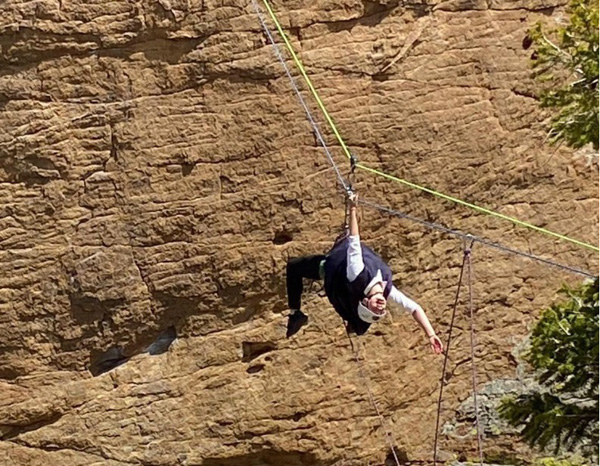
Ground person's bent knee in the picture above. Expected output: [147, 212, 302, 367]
[286, 257, 297, 273]
[287, 257, 302, 268]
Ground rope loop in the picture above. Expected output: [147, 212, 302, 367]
[433, 242, 483, 466]
[433, 247, 468, 466]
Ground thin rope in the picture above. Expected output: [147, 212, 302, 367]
[255, 0, 599, 253]
[345, 330, 401, 466]
[433, 246, 469, 466]
[251, 0, 350, 193]
[259, 0, 354, 163]
[359, 199, 597, 279]
[465, 243, 484, 466]
[252, 0, 597, 275]
[355, 165, 598, 253]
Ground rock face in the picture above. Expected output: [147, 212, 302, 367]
[0, 0, 597, 465]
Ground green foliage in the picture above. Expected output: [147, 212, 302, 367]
[534, 458, 587, 466]
[499, 278, 599, 457]
[527, 0, 599, 149]
[527, 279, 599, 396]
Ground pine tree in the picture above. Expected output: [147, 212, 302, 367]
[499, 278, 599, 457]
[525, 0, 599, 149]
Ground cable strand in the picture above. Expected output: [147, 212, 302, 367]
[433, 248, 469, 466]
[251, 0, 350, 193]
[359, 199, 596, 279]
[466, 246, 484, 466]
[346, 330, 402, 466]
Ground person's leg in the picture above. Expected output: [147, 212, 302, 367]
[286, 254, 325, 337]
[286, 255, 325, 310]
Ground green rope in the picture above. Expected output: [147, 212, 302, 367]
[260, 0, 599, 253]
[260, 0, 353, 161]
[357, 164, 599, 252]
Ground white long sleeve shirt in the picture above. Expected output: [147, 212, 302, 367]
[346, 235, 422, 314]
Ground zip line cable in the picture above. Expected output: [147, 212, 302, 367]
[359, 199, 596, 278]
[251, 0, 596, 279]
[355, 164, 598, 253]
[256, 0, 599, 253]
[258, 0, 355, 163]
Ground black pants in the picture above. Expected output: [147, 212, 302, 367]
[286, 255, 326, 310]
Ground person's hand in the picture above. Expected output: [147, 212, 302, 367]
[347, 190, 358, 207]
[429, 334, 444, 354]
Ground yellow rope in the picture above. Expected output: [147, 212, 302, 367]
[260, 0, 599, 253]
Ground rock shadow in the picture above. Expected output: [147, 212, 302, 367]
[145, 326, 177, 355]
[200, 450, 328, 466]
[89, 346, 129, 376]
[241, 341, 277, 363]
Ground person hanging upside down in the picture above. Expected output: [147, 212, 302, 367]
[286, 192, 444, 354]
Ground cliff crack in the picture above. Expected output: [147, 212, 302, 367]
[1, 412, 64, 441]
[7, 439, 139, 465]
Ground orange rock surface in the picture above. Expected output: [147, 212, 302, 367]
[0, 1, 597, 465]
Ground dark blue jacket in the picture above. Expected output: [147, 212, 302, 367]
[324, 237, 393, 335]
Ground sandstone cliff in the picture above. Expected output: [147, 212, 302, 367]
[0, 0, 597, 465]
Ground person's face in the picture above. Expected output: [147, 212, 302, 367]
[365, 292, 386, 314]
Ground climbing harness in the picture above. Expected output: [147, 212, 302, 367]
[253, 0, 599, 254]
[433, 239, 483, 466]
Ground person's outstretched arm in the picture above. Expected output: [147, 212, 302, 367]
[412, 307, 444, 354]
[388, 286, 444, 354]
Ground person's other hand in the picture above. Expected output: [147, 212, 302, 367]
[429, 334, 444, 354]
